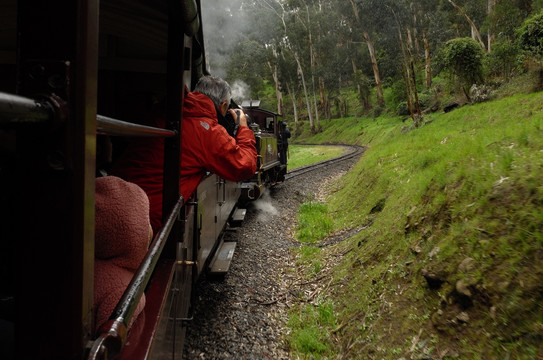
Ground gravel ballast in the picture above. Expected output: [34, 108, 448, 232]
[182, 148, 361, 359]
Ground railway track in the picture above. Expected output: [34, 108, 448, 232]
[284, 144, 366, 181]
[183, 144, 364, 359]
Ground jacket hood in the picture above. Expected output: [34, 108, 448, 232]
[183, 91, 218, 122]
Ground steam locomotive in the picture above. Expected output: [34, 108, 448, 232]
[0, 0, 286, 359]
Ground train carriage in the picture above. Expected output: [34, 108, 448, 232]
[0, 1, 286, 359]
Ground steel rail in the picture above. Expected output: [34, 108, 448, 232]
[0, 91, 176, 137]
[285, 145, 365, 181]
[88, 196, 185, 359]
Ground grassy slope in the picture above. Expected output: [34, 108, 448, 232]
[287, 145, 345, 170]
[289, 92, 543, 359]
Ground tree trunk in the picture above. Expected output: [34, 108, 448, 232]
[350, 0, 384, 107]
[398, 25, 423, 127]
[349, 0, 360, 22]
[294, 52, 313, 131]
[351, 56, 363, 108]
[312, 90, 319, 129]
[447, 0, 487, 51]
[423, 29, 432, 89]
[306, 4, 319, 130]
[324, 87, 331, 121]
[286, 82, 299, 128]
[268, 60, 283, 115]
[363, 31, 385, 107]
[487, 0, 495, 52]
[406, 27, 414, 53]
[406, 30, 422, 126]
[410, 2, 421, 57]
[398, 28, 415, 120]
[319, 77, 326, 111]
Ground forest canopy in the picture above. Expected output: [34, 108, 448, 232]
[202, 0, 543, 129]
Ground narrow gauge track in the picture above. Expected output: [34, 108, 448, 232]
[284, 145, 366, 181]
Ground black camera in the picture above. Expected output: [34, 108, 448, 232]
[219, 100, 241, 137]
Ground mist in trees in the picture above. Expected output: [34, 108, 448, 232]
[200, 0, 543, 130]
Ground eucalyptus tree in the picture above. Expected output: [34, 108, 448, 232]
[244, 0, 288, 114]
[277, 48, 301, 126]
[343, 0, 392, 108]
[378, 0, 430, 125]
[226, 0, 289, 115]
[443, 0, 540, 53]
[240, 0, 316, 130]
[248, 0, 302, 124]
[224, 39, 272, 101]
[275, 0, 317, 131]
[447, 0, 488, 51]
[281, 0, 347, 131]
[484, 0, 538, 53]
[485, 1, 526, 43]
[292, 0, 353, 124]
[402, 0, 444, 89]
[331, 5, 374, 112]
[297, 0, 321, 129]
[316, 9, 357, 119]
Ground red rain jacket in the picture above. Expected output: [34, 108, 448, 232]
[112, 91, 257, 232]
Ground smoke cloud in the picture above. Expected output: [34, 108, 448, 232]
[200, 0, 248, 79]
[230, 80, 251, 103]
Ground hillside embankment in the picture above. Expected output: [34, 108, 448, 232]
[287, 91, 543, 359]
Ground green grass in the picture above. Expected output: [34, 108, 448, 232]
[285, 91, 543, 359]
[294, 200, 334, 282]
[296, 201, 333, 244]
[287, 145, 345, 170]
[287, 300, 336, 358]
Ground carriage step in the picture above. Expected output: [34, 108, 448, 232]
[229, 208, 246, 227]
[208, 240, 236, 274]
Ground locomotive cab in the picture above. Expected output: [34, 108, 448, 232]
[240, 100, 287, 202]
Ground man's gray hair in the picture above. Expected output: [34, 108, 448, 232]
[194, 75, 232, 107]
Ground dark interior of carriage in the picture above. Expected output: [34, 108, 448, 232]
[0, 0, 206, 358]
[0, 1, 18, 358]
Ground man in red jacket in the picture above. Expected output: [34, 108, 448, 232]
[112, 76, 257, 232]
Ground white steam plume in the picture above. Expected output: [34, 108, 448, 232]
[252, 190, 279, 222]
[200, 0, 247, 79]
[230, 80, 251, 103]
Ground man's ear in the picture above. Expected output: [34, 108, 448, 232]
[219, 101, 229, 116]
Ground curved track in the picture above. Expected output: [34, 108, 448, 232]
[285, 144, 366, 181]
[183, 144, 364, 360]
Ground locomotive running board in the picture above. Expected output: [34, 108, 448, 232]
[208, 239, 236, 275]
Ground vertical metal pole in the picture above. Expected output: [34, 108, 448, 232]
[162, 0, 184, 257]
[15, 0, 98, 358]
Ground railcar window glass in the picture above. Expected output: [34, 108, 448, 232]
[266, 117, 274, 132]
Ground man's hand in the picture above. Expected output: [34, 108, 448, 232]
[229, 109, 248, 127]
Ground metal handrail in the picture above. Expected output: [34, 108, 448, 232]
[2, 91, 182, 358]
[0, 91, 175, 137]
[0, 92, 53, 124]
[88, 196, 185, 359]
[97, 115, 176, 137]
